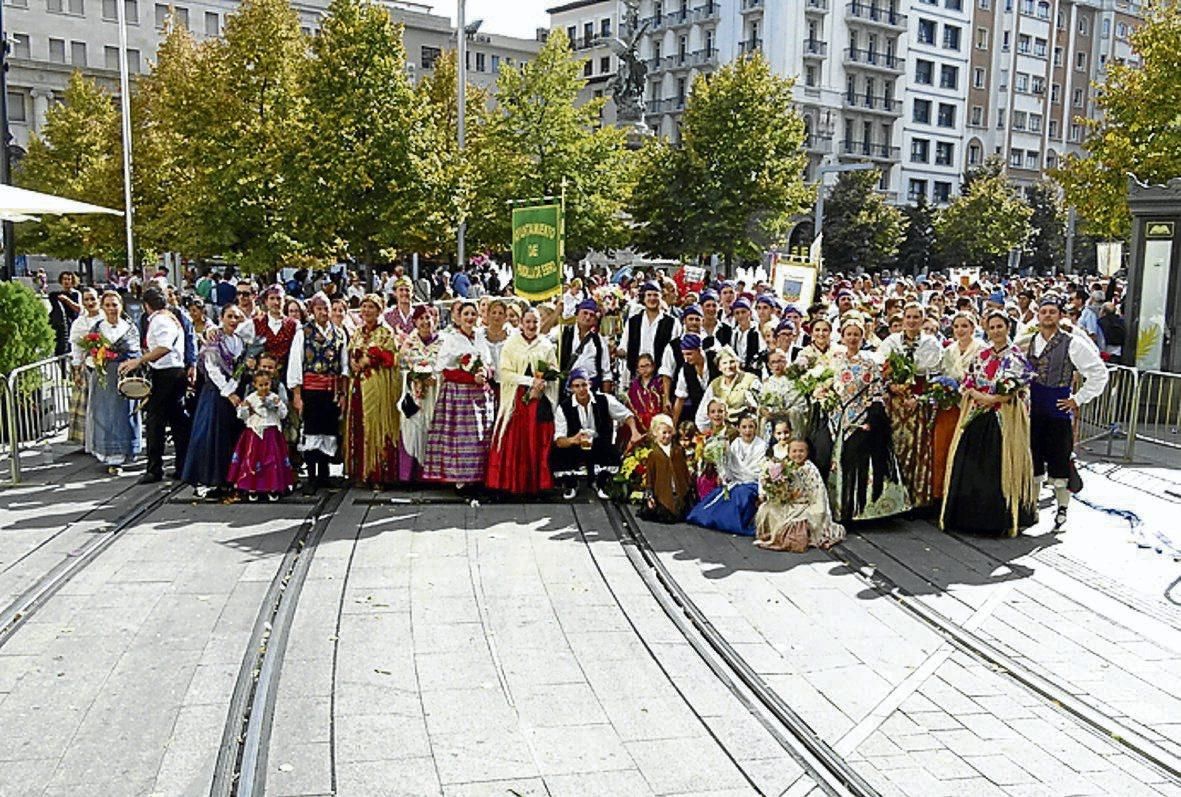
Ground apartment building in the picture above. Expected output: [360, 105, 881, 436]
[548, 0, 620, 126]
[2, 0, 543, 150]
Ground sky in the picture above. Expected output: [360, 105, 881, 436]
[442, 0, 554, 40]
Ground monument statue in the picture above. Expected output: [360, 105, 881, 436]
[599, 0, 651, 136]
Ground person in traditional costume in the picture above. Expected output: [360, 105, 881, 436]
[290, 295, 348, 494]
[693, 400, 729, 499]
[715, 298, 764, 375]
[551, 369, 643, 500]
[670, 334, 716, 429]
[182, 304, 247, 497]
[877, 302, 944, 509]
[698, 290, 727, 352]
[67, 288, 101, 447]
[627, 353, 665, 434]
[826, 317, 911, 523]
[694, 346, 760, 431]
[687, 411, 765, 536]
[397, 305, 442, 482]
[758, 348, 807, 440]
[382, 277, 416, 336]
[228, 370, 294, 501]
[477, 299, 511, 388]
[793, 317, 840, 368]
[1024, 295, 1108, 531]
[423, 301, 496, 488]
[342, 294, 401, 487]
[239, 286, 304, 473]
[941, 310, 1037, 536]
[933, 311, 986, 499]
[85, 291, 142, 474]
[557, 298, 613, 396]
[755, 428, 845, 552]
[620, 282, 681, 388]
[486, 308, 559, 496]
[659, 304, 706, 405]
[640, 414, 693, 522]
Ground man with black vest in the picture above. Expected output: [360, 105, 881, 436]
[1026, 295, 1108, 532]
[557, 298, 612, 396]
[620, 281, 681, 388]
[698, 290, 728, 352]
[551, 370, 642, 500]
[671, 334, 717, 429]
[660, 304, 705, 405]
[715, 297, 764, 375]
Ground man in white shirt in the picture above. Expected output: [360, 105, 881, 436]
[552, 370, 642, 499]
[620, 282, 681, 387]
[556, 299, 613, 396]
[1025, 295, 1108, 531]
[122, 288, 190, 483]
[716, 298, 764, 374]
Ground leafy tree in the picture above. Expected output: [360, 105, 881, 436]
[0, 281, 54, 377]
[821, 168, 905, 272]
[1024, 181, 1065, 274]
[675, 54, 810, 264]
[935, 159, 1032, 269]
[628, 138, 694, 258]
[14, 72, 123, 266]
[302, 0, 422, 265]
[897, 195, 937, 276]
[493, 30, 635, 257]
[1055, 1, 1181, 238]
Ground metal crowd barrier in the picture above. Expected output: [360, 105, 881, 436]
[1, 354, 73, 485]
[1077, 364, 1139, 461]
[1134, 369, 1181, 456]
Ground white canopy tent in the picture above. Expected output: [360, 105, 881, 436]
[0, 184, 122, 222]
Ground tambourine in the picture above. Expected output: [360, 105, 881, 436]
[118, 372, 153, 400]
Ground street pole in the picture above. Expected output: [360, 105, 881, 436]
[456, 0, 466, 272]
[1064, 205, 1076, 275]
[0, 3, 16, 281]
[116, 0, 135, 281]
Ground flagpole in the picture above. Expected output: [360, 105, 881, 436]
[456, 0, 466, 273]
[116, 0, 135, 278]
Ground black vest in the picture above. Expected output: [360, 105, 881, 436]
[556, 394, 619, 468]
[717, 324, 762, 373]
[561, 325, 605, 383]
[673, 356, 716, 414]
[626, 312, 676, 376]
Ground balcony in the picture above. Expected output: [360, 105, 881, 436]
[806, 0, 830, 12]
[845, 2, 907, 30]
[693, 2, 721, 21]
[843, 47, 902, 73]
[839, 139, 901, 160]
[644, 14, 668, 32]
[691, 47, 719, 66]
[739, 38, 764, 54]
[842, 92, 902, 115]
[802, 39, 827, 58]
[742, 0, 765, 11]
[646, 97, 687, 115]
[804, 133, 833, 153]
[665, 8, 692, 28]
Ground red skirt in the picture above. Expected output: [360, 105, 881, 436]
[485, 386, 555, 495]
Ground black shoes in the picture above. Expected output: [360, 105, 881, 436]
[1053, 506, 1068, 532]
[138, 473, 162, 485]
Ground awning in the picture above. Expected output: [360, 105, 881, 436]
[0, 184, 122, 218]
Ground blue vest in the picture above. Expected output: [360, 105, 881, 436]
[303, 323, 345, 377]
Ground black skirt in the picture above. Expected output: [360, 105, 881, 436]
[943, 411, 1035, 536]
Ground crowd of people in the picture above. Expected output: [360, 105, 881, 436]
[51, 260, 1117, 550]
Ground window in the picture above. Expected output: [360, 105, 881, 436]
[421, 45, 441, 70]
[908, 179, 928, 202]
[1046, 152, 1057, 169]
[1069, 123, 1081, 141]
[1009, 149, 1023, 168]
[155, 2, 166, 26]
[968, 142, 982, 164]
[1049, 119, 1059, 136]
[583, 21, 593, 44]
[1018, 34, 1031, 53]
[1031, 76, 1045, 94]
[920, 0, 937, 5]
[8, 91, 25, 123]
[1116, 21, 1127, 38]
[976, 28, 988, 49]
[1072, 87, 1084, 106]
[946, 0, 962, 8]
[102, 0, 135, 19]
[596, 55, 608, 73]
[935, 141, 954, 165]
[1026, 150, 1040, 168]
[1051, 83, 1061, 103]
[999, 68, 1008, 90]
[127, 48, 140, 72]
[997, 108, 1006, 127]
[915, 59, 934, 84]
[1034, 37, 1047, 56]
[104, 44, 119, 69]
[933, 181, 952, 202]
[918, 19, 936, 44]
[979, 0, 990, 8]
[970, 105, 983, 125]
[943, 25, 961, 50]
[601, 17, 611, 37]
[1029, 113, 1042, 132]
[913, 99, 931, 124]
[1053, 46, 1062, 66]
[49, 38, 66, 63]
[940, 64, 958, 88]
[475, 52, 486, 71]
[1057, 10, 1065, 29]
[1078, 17, 1089, 35]
[973, 67, 985, 88]
[204, 10, 217, 35]
[937, 103, 956, 127]
[1013, 110, 1027, 129]
[566, 25, 575, 44]
[1038, 0, 1050, 17]
[1021, 0, 1033, 13]
[48, 0, 61, 10]
[1002, 31, 1010, 51]
[805, 64, 817, 87]
[102, 0, 115, 17]
[1101, 18, 1110, 37]
[911, 138, 930, 163]
[1075, 51, 1087, 70]
[583, 59, 592, 77]
[11, 33, 30, 59]
[1015, 72, 1029, 92]
[70, 41, 86, 66]
[491, 54, 500, 71]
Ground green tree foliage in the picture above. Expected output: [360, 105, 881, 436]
[1024, 181, 1065, 274]
[14, 72, 123, 266]
[821, 168, 905, 272]
[1055, 1, 1181, 238]
[302, 0, 422, 264]
[935, 157, 1032, 268]
[674, 54, 811, 263]
[629, 138, 693, 258]
[0, 282, 54, 376]
[493, 30, 635, 256]
[897, 195, 937, 276]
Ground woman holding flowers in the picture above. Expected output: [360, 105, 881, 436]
[182, 304, 247, 497]
[84, 291, 142, 474]
[486, 308, 559, 495]
[687, 411, 766, 537]
[827, 317, 911, 523]
[343, 294, 401, 487]
[933, 312, 985, 498]
[424, 301, 495, 487]
[755, 430, 845, 552]
[694, 346, 760, 432]
[397, 305, 441, 482]
[941, 310, 1037, 537]
[792, 317, 839, 478]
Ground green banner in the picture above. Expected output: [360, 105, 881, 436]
[512, 203, 563, 301]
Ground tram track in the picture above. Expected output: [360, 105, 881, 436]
[827, 531, 1181, 783]
[591, 500, 881, 797]
[210, 488, 348, 797]
[0, 480, 185, 649]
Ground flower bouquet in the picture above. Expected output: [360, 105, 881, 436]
[458, 352, 485, 377]
[962, 375, 1025, 428]
[407, 357, 434, 399]
[525, 360, 562, 404]
[611, 444, 652, 503]
[79, 331, 119, 387]
[883, 349, 917, 386]
[792, 364, 840, 413]
[761, 459, 799, 506]
[923, 375, 962, 412]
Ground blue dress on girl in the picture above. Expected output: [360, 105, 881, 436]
[686, 435, 766, 536]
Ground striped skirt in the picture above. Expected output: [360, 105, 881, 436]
[423, 380, 494, 484]
[68, 378, 88, 446]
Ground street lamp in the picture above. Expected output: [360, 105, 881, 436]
[0, 3, 16, 280]
[455, 2, 480, 272]
[115, 0, 135, 279]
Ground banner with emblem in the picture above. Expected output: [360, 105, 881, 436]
[512, 203, 564, 301]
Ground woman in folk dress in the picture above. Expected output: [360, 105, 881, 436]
[84, 291, 142, 474]
[342, 294, 401, 487]
[397, 305, 441, 482]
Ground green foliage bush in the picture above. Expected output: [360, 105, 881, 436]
[0, 281, 55, 378]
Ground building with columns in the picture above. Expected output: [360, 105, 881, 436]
[2, 0, 543, 152]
